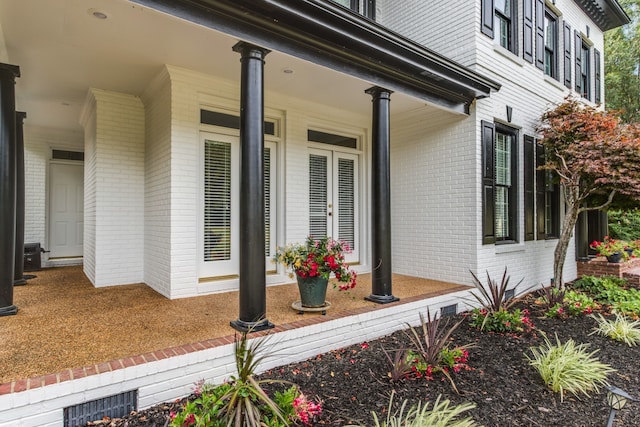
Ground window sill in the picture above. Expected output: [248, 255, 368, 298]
[543, 75, 565, 91]
[495, 243, 526, 254]
[493, 45, 525, 67]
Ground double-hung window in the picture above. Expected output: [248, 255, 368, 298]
[575, 32, 592, 100]
[580, 41, 591, 99]
[482, 121, 518, 244]
[495, 0, 517, 53]
[544, 10, 559, 79]
[495, 126, 517, 242]
[481, 0, 517, 55]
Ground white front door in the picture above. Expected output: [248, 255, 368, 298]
[308, 148, 359, 262]
[49, 162, 84, 258]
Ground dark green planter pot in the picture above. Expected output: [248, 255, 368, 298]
[606, 252, 623, 263]
[296, 274, 329, 307]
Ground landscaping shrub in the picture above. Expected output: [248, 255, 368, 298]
[591, 314, 640, 346]
[526, 334, 615, 401]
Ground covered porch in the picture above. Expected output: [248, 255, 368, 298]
[0, 266, 471, 425]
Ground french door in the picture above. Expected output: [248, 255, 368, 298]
[308, 148, 359, 263]
[200, 132, 276, 279]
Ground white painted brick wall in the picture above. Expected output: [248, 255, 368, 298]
[383, 1, 602, 288]
[81, 89, 145, 287]
[141, 68, 173, 297]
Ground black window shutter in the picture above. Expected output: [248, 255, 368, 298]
[482, 120, 496, 244]
[524, 136, 535, 241]
[523, 0, 534, 62]
[563, 22, 572, 88]
[575, 31, 582, 94]
[536, 143, 546, 240]
[594, 48, 601, 104]
[481, 0, 495, 38]
[535, 0, 545, 70]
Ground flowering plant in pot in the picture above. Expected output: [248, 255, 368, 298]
[590, 236, 628, 262]
[274, 236, 357, 307]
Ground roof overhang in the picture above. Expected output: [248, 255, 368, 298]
[129, 0, 500, 114]
[575, 0, 630, 31]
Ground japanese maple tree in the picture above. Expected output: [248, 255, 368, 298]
[538, 97, 640, 287]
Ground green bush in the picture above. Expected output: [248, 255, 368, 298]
[468, 307, 534, 333]
[572, 276, 640, 317]
[608, 209, 640, 241]
[590, 314, 640, 346]
[526, 334, 615, 401]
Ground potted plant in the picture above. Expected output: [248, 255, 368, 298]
[274, 236, 357, 307]
[590, 236, 628, 263]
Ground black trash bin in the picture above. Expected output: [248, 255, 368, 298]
[24, 243, 42, 272]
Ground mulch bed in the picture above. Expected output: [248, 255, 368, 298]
[85, 296, 640, 426]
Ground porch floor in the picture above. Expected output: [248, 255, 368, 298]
[1, 266, 467, 386]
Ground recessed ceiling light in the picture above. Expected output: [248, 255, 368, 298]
[88, 8, 108, 19]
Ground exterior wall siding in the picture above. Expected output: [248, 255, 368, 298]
[142, 68, 173, 297]
[81, 89, 145, 287]
[391, 109, 477, 285]
[377, 0, 478, 67]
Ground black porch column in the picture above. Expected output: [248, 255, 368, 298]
[365, 86, 398, 304]
[230, 42, 274, 332]
[0, 63, 20, 316]
[14, 111, 26, 286]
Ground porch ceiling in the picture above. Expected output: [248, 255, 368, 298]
[0, 0, 450, 134]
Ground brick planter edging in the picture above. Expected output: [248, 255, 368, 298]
[577, 257, 640, 280]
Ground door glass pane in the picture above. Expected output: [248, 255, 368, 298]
[309, 154, 328, 237]
[337, 158, 355, 248]
[204, 140, 232, 261]
[264, 147, 271, 256]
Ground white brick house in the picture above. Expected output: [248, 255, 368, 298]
[0, 1, 629, 321]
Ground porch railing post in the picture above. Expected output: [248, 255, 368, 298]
[230, 42, 274, 332]
[365, 86, 398, 304]
[14, 111, 27, 286]
[0, 63, 20, 316]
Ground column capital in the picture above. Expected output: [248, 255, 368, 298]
[0, 63, 20, 80]
[365, 86, 393, 99]
[232, 41, 271, 59]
